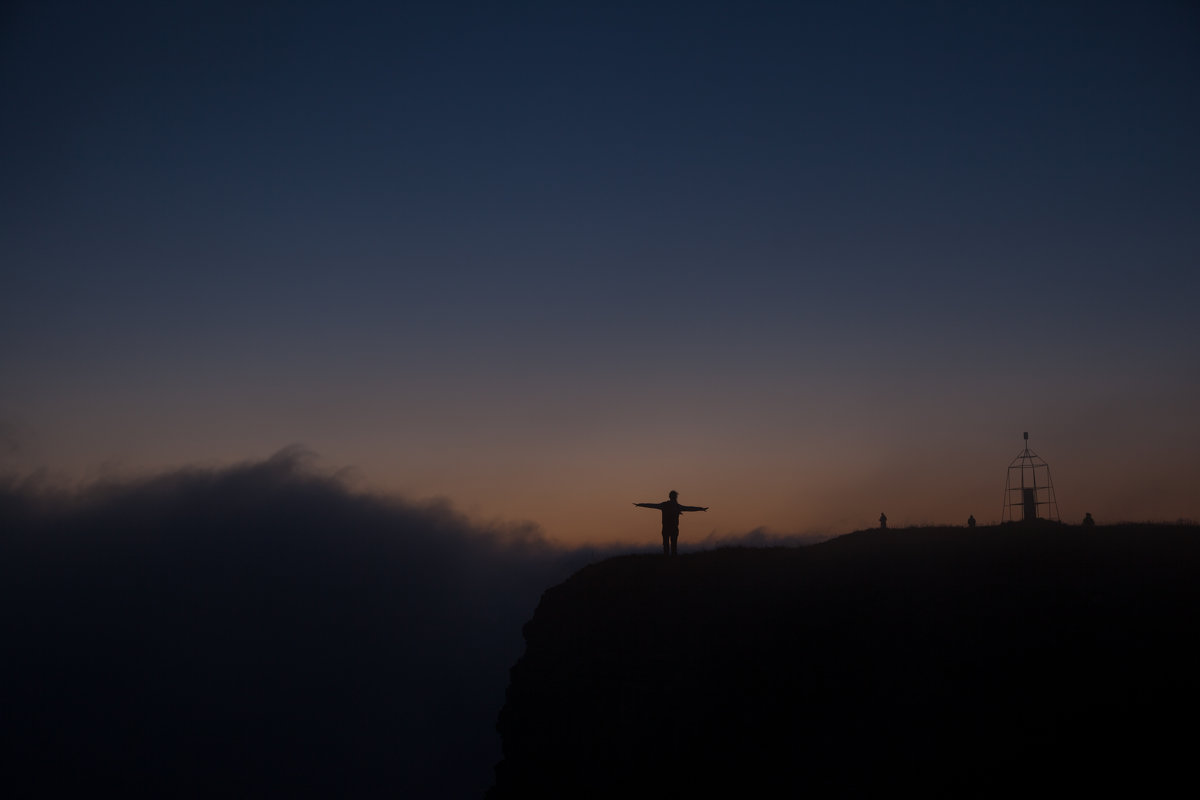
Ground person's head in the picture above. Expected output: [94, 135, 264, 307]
[669, 490, 678, 500]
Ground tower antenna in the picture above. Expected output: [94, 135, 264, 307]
[1001, 432, 1060, 523]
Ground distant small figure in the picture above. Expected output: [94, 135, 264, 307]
[634, 490, 708, 556]
[879, 513, 887, 530]
[968, 514, 976, 529]
[1083, 512, 1095, 527]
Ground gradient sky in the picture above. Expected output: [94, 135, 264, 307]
[3, 0, 1198, 544]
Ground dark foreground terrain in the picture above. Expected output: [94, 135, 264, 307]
[491, 524, 1200, 797]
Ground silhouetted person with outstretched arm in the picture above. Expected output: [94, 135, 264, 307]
[634, 490, 708, 556]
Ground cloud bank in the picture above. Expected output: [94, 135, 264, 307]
[0, 448, 589, 797]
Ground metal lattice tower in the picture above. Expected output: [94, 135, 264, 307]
[1001, 432, 1060, 523]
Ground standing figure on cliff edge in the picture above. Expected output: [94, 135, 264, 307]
[634, 490, 708, 556]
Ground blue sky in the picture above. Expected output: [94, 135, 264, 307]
[3, 0, 1198, 541]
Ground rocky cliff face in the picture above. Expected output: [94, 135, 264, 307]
[491, 525, 1200, 797]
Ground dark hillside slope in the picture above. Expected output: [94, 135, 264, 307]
[491, 524, 1200, 797]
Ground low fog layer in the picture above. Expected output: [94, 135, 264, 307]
[1, 449, 580, 796]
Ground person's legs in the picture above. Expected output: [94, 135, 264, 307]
[669, 530, 679, 556]
[662, 529, 670, 555]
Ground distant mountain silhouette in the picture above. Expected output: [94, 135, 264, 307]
[490, 524, 1200, 797]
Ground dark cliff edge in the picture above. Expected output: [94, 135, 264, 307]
[490, 524, 1200, 797]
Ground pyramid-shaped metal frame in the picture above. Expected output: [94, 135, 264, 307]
[1001, 432, 1060, 523]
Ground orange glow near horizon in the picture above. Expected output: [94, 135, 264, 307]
[5, 363, 1199, 548]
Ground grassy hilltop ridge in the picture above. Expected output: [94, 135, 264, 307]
[492, 523, 1200, 797]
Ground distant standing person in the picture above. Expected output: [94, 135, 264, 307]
[968, 514, 976, 529]
[879, 513, 887, 530]
[634, 490, 708, 556]
[1083, 512, 1095, 527]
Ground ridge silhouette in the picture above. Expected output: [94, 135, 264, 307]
[492, 522, 1200, 797]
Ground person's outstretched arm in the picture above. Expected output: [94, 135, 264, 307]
[633, 502, 664, 509]
[679, 505, 708, 512]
